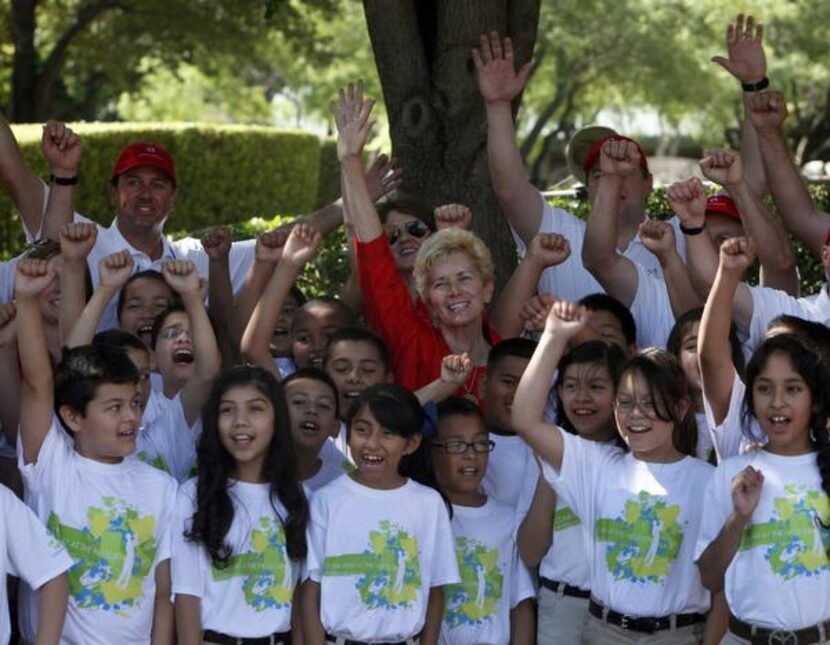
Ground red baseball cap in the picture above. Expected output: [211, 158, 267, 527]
[111, 142, 176, 183]
[567, 126, 650, 184]
[705, 195, 740, 220]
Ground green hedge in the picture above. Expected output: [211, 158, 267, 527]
[1, 122, 322, 258]
[547, 186, 829, 296]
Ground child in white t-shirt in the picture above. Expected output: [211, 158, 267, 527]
[303, 383, 460, 644]
[283, 368, 345, 492]
[0, 483, 72, 645]
[517, 339, 627, 644]
[173, 365, 309, 644]
[15, 257, 178, 644]
[431, 396, 534, 644]
[512, 300, 713, 644]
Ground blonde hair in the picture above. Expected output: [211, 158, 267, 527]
[414, 228, 494, 300]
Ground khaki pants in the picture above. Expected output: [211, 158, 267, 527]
[582, 614, 703, 644]
[537, 586, 590, 644]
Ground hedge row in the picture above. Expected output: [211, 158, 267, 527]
[1, 123, 323, 258]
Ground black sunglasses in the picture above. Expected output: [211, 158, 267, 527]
[387, 220, 430, 246]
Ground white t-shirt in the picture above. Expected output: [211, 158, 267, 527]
[172, 478, 299, 637]
[18, 420, 177, 644]
[481, 433, 537, 510]
[512, 194, 685, 303]
[439, 499, 535, 645]
[0, 258, 16, 304]
[541, 431, 713, 617]
[515, 452, 590, 590]
[32, 183, 257, 331]
[306, 476, 460, 641]
[0, 484, 72, 645]
[694, 413, 715, 462]
[702, 373, 763, 461]
[748, 282, 830, 351]
[629, 263, 676, 349]
[136, 390, 199, 482]
[694, 450, 830, 630]
[320, 421, 353, 472]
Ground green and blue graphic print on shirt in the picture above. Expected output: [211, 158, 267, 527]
[324, 520, 421, 609]
[212, 516, 294, 611]
[740, 484, 830, 580]
[47, 497, 158, 616]
[554, 506, 581, 532]
[443, 537, 503, 627]
[595, 491, 683, 583]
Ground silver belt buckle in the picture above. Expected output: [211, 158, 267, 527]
[768, 630, 797, 645]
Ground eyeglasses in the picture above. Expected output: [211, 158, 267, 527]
[431, 440, 495, 454]
[387, 220, 430, 246]
[160, 326, 191, 340]
[614, 397, 657, 416]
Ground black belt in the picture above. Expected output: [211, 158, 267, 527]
[203, 629, 291, 645]
[588, 598, 704, 634]
[539, 576, 590, 599]
[729, 612, 830, 645]
[324, 634, 409, 645]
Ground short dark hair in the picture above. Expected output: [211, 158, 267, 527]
[288, 284, 307, 308]
[768, 314, 830, 366]
[291, 298, 358, 336]
[150, 304, 186, 349]
[436, 396, 485, 426]
[284, 367, 341, 420]
[117, 270, 177, 321]
[325, 327, 390, 371]
[579, 293, 637, 347]
[93, 329, 148, 354]
[487, 338, 537, 372]
[55, 345, 139, 432]
[377, 198, 436, 231]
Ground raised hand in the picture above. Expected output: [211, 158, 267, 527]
[519, 294, 556, 332]
[162, 260, 201, 296]
[256, 228, 290, 265]
[719, 236, 756, 277]
[711, 14, 767, 84]
[731, 466, 764, 519]
[667, 177, 708, 228]
[201, 226, 231, 262]
[700, 149, 744, 187]
[41, 121, 82, 176]
[746, 90, 788, 132]
[544, 300, 587, 340]
[332, 81, 375, 161]
[527, 233, 571, 268]
[366, 154, 403, 202]
[599, 139, 641, 177]
[0, 303, 17, 348]
[15, 258, 56, 300]
[472, 31, 532, 105]
[639, 220, 676, 258]
[434, 203, 473, 231]
[440, 352, 473, 386]
[98, 251, 135, 290]
[280, 222, 322, 269]
[59, 222, 98, 262]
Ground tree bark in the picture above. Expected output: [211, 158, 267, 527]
[362, 0, 541, 294]
[10, 0, 38, 121]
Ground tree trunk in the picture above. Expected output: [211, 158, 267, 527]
[362, 0, 541, 293]
[10, 0, 38, 121]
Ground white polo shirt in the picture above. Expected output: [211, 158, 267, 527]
[30, 182, 256, 330]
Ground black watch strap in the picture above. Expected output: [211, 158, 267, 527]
[680, 222, 707, 236]
[742, 77, 769, 92]
[50, 174, 78, 186]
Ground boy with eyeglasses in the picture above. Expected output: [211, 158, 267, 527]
[431, 396, 535, 644]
